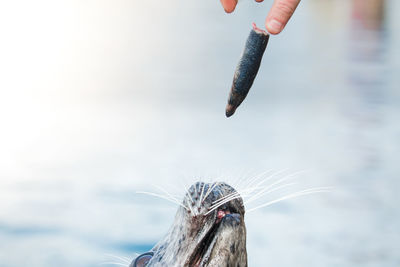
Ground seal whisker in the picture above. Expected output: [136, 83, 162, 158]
[104, 254, 131, 263]
[136, 191, 190, 211]
[153, 184, 181, 202]
[211, 191, 239, 204]
[211, 186, 260, 208]
[246, 187, 333, 213]
[99, 261, 129, 266]
[237, 185, 272, 196]
[244, 175, 292, 204]
[245, 170, 306, 204]
[209, 194, 242, 210]
[209, 193, 242, 211]
[237, 169, 274, 193]
[230, 169, 254, 192]
[152, 184, 192, 213]
[148, 183, 185, 205]
[236, 169, 288, 200]
[248, 169, 290, 190]
[205, 195, 243, 215]
[207, 191, 251, 213]
[243, 182, 298, 205]
[248, 169, 283, 187]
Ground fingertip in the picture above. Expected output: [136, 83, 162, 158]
[220, 0, 237, 13]
[265, 18, 284, 35]
[266, 0, 300, 34]
[224, 7, 235, 14]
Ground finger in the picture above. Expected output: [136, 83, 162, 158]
[265, 0, 300, 34]
[220, 0, 238, 13]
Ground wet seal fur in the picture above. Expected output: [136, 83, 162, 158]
[130, 182, 247, 267]
[226, 23, 270, 117]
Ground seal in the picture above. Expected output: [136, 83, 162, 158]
[130, 182, 247, 267]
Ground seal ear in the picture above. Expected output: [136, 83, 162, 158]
[130, 252, 154, 267]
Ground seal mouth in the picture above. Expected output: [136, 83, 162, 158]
[188, 205, 239, 267]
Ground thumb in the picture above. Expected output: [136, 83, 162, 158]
[265, 0, 300, 34]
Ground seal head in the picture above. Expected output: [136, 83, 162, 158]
[130, 182, 247, 267]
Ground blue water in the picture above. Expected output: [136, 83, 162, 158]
[0, 0, 399, 266]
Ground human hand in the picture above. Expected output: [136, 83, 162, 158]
[220, 0, 301, 35]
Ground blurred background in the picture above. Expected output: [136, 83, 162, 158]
[0, 0, 399, 266]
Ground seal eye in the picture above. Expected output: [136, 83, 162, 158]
[130, 252, 154, 267]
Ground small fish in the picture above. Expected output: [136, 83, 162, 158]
[226, 23, 270, 117]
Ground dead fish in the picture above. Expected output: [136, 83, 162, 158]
[225, 23, 270, 117]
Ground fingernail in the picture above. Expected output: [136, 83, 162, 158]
[267, 19, 283, 33]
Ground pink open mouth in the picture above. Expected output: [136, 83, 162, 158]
[216, 209, 231, 223]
